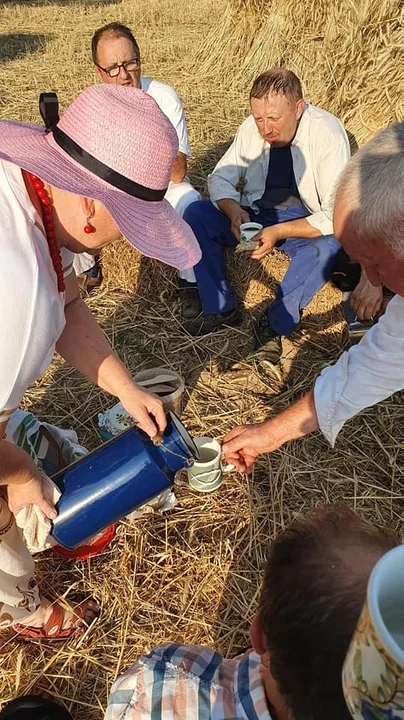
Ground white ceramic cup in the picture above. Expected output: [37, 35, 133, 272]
[187, 436, 234, 492]
[239, 222, 263, 243]
[342, 545, 404, 719]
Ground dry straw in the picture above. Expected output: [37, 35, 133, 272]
[197, 0, 403, 147]
[0, 0, 403, 717]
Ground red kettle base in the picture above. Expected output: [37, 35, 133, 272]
[52, 524, 116, 560]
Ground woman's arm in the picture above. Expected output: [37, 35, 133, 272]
[56, 272, 166, 437]
[0, 423, 57, 518]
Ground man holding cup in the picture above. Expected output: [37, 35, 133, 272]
[182, 69, 350, 361]
[73, 22, 201, 293]
[223, 124, 404, 473]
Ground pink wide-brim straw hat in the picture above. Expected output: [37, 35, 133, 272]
[0, 85, 201, 270]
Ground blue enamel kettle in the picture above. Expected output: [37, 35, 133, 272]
[51, 412, 199, 549]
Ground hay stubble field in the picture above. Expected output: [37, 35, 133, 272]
[0, 0, 403, 715]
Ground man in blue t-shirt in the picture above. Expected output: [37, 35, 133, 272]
[182, 68, 350, 362]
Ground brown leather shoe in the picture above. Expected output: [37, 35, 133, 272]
[182, 308, 242, 336]
[179, 280, 202, 319]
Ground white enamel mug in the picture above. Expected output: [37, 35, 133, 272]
[239, 222, 263, 243]
[187, 436, 234, 492]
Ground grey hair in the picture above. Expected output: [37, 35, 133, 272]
[335, 123, 404, 258]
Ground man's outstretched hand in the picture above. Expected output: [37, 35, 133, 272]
[222, 421, 282, 473]
[222, 391, 320, 473]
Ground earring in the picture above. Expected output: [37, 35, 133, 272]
[84, 211, 95, 234]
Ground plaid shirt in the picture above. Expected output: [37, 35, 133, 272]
[105, 644, 273, 719]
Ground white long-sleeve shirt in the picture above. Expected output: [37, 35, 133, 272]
[208, 103, 350, 236]
[314, 295, 404, 445]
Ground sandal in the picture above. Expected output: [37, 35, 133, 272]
[12, 599, 100, 640]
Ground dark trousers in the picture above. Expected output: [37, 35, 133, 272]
[184, 200, 341, 336]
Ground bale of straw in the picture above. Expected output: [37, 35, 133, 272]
[197, 0, 403, 146]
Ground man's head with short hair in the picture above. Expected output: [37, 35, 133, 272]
[250, 504, 398, 720]
[249, 69, 305, 147]
[250, 69, 303, 104]
[92, 23, 141, 88]
[334, 123, 404, 296]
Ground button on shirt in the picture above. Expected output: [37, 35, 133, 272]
[208, 103, 350, 236]
[314, 294, 404, 445]
[104, 644, 273, 720]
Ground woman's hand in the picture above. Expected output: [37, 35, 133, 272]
[57, 285, 167, 439]
[351, 270, 383, 320]
[119, 383, 167, 438]
[1, 442, 57, 519]
[7, 473, 57, 520]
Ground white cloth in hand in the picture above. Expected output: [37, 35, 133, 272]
[15, 475, 60, 554]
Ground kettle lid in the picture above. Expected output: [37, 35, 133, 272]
[168, 411, 201, 460]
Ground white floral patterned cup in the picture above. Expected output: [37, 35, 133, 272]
[342, 545, 404, 719]
[239, 222, 263, 243]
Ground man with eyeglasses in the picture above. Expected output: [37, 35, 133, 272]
[73, 22, 201, 299]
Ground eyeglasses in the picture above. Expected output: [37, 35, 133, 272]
[96, 58, 140, 78]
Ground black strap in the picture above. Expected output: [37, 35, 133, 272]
[50, 125, 167, 202]
[39, 92, 59, 129]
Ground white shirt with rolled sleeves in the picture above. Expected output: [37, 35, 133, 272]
[314, 295, 404, 445]
[208, 103, 350, 236]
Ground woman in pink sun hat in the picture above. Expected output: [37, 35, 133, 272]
[0, 84, 201, 641]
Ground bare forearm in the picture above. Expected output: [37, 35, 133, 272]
[266, 390, 319, 447]
[0, 439, 37, 486]
[170, 152, 187, 183]
[0, 437, 58, 517]
[223, 390, 319, 472]
[217, 198, 241, 219]
[56, 297, 133, 398]
[276, 218, 321, 241]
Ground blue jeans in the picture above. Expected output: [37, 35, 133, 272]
[183, 200, 340, 336]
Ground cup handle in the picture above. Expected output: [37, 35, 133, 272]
[221, 461, 235, 473]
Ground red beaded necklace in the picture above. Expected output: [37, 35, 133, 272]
[28, 172, 65, 292]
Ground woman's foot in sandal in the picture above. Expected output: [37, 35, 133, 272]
[12, 598, 100, 640]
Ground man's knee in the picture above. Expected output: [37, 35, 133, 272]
[313, 234, 340, 261]
[183, 199, 212, 228]
[165, 183, 201, 217]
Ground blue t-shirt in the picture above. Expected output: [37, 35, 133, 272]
[257, 145, 303, 212]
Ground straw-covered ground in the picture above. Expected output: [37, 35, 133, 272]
[0, 0, 403, 715]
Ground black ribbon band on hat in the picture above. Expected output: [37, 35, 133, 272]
[50, 125, 167, 202]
